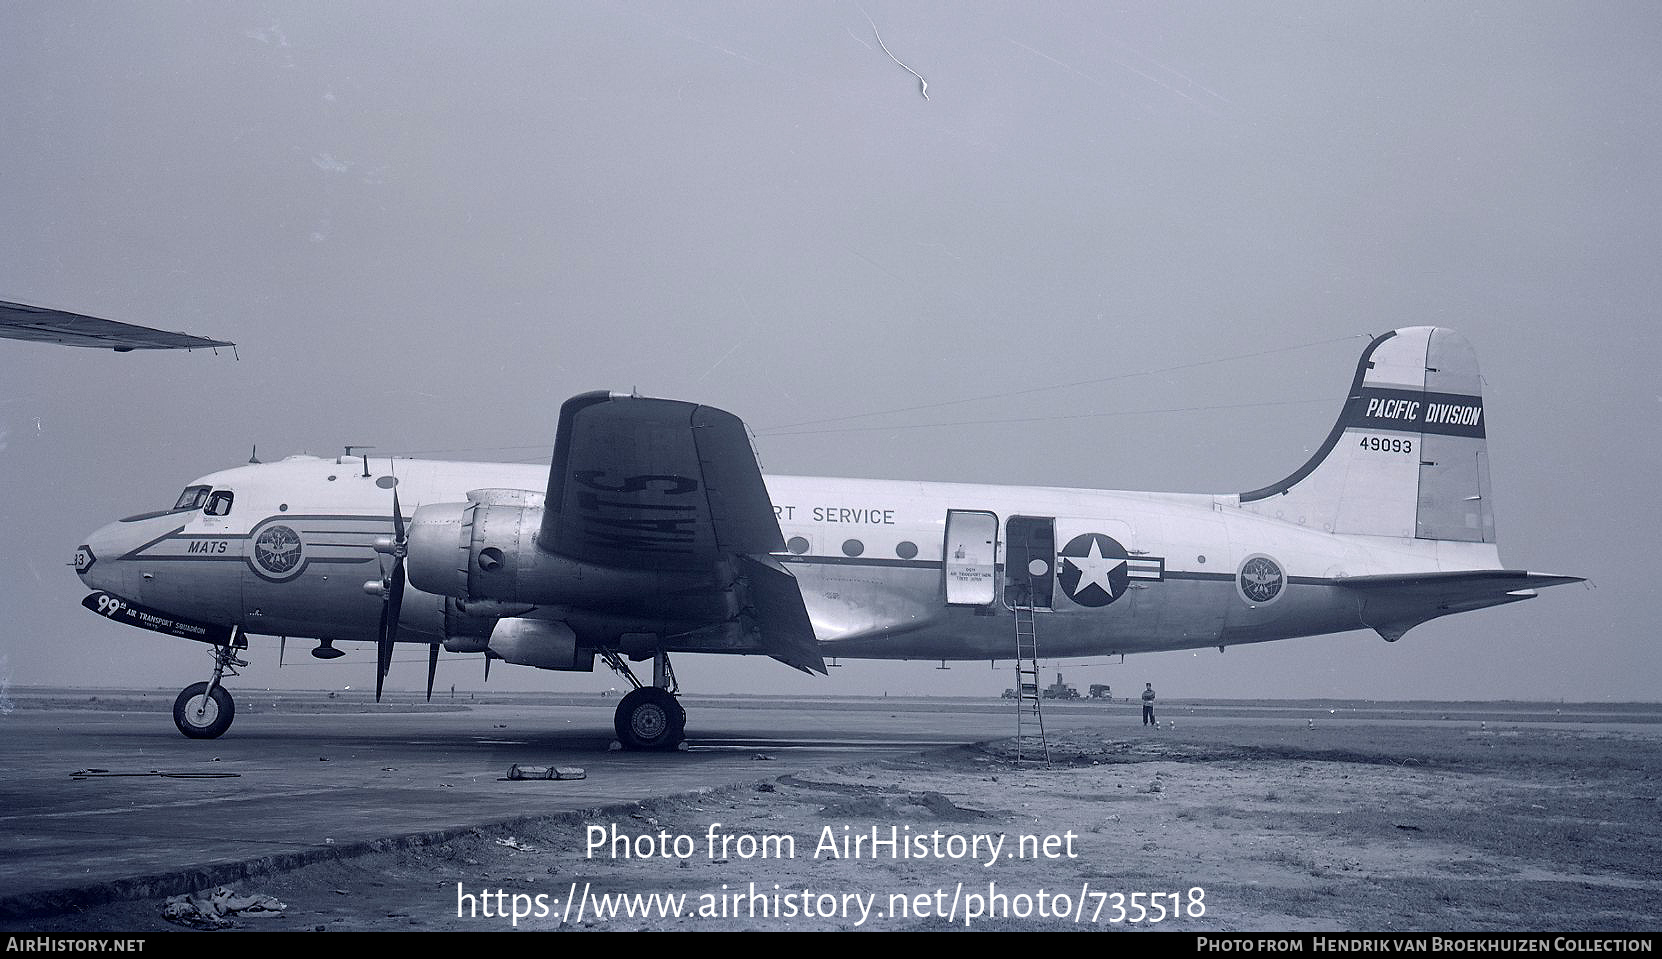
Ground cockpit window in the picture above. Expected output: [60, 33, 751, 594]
[122, 484, 215, 523]
[172, 485, 211, 511]
[205, 490, 234, 516]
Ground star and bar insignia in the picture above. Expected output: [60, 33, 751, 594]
[1057, 533, 1164, 607]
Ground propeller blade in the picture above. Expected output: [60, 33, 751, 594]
[484, 653, 492, 683]
[376, 558, 405, 702]
[376, 488, 408, 703]
[375, 610, 390, 700]
[426, 643, 439, 702]
[279, 635, 286, 667]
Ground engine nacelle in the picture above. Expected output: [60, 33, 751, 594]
[487, 618, 595, 671]
[405, 489, 718, 609]
[438, 595, 501, 653]
[405, 490, 537, 603]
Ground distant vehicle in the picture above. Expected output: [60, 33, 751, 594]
[1043, 673, 1080, 700]
[1089, 684, 1112, 700]
[1002, 688, 1017, 699]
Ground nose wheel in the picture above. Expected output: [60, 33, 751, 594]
[173, 682, 234, 739]
[173, 630, 246, 739]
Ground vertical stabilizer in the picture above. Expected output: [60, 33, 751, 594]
[1237, 327, 1494, 542]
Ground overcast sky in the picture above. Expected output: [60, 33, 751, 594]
[1, 1, 1656, 705]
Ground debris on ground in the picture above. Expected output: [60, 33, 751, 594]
[505, 764, 586, 781]
[162, 886, 287, 928]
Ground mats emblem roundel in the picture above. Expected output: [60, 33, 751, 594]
[1237, 554, 1286, 605]
[252, 525, 303, 578]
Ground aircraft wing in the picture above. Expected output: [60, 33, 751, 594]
[540, 391, 824, 672]
[0, 300, 234, 352]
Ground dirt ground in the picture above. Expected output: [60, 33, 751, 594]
[15, 717, 1662, 933]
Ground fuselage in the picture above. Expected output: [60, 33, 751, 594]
[75, 454, 1505, 664]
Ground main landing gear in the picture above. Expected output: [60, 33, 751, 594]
[602, 649, 686, 751]
[173, 629, 246, 740]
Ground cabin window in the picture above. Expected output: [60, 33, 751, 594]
[172, 485, 211, 511]
[205, 490, 235, 517]
[895, 540, 918, 559]
[787, 536, 810, 555]
[842, 539, 864, 557]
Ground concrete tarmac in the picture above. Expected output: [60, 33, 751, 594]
[3, 688, 1657, 919]
[0, 688, 1068, 915]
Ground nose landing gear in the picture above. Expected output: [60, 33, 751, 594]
[173, 681, 234, 739]
[173, 629, 246, 739]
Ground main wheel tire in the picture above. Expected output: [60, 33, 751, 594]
[613, 687, 686, 750]
[173, 682, 234, 739]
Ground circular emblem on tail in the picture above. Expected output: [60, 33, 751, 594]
[252, 524, 303, 579]
[1237, 554, 1285, 605]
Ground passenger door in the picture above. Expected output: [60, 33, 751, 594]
[943, 510, 998, 606]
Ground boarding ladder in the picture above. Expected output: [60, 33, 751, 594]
[1011, 586, 1050, 765]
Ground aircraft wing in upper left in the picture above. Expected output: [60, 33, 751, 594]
[0, 299, 234, 352]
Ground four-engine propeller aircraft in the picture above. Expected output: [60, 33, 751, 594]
[73, 327, 1580, 747]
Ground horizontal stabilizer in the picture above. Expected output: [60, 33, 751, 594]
[738, 555, 827, 675]
[1336, 569, 1584, 594]
[1336, 569, 1583, 642]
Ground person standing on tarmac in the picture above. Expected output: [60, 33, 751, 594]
[1142, 683, 1157, 727]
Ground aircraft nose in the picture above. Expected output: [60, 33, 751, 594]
[75, 522, 122, 593]
[75, 514, 174, 596]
